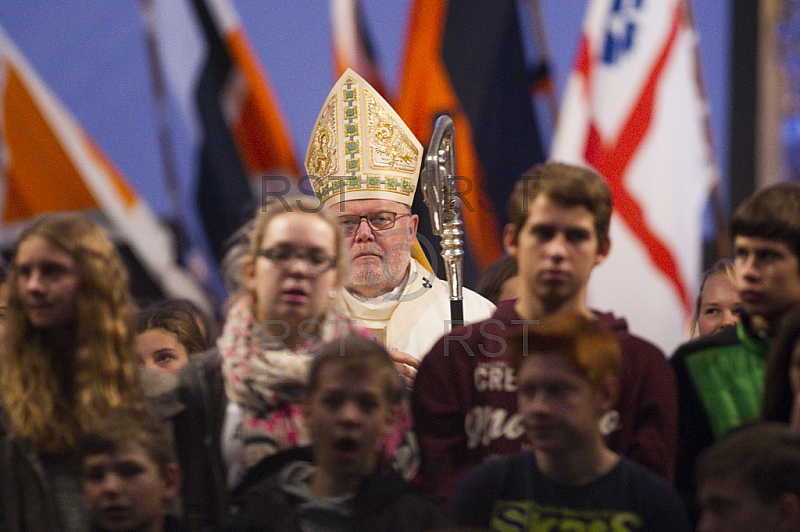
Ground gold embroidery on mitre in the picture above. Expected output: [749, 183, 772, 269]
[365, 89, 419, 174]
[305, 68, 423, 207]
[306, 96, 339, 178]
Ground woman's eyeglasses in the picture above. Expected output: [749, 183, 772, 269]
[336, 211, 410, 236]
[256, 246, 336, 275]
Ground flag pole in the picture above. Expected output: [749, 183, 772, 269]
[139, 0, 189, 253]
[525, 0, 559, 126]
[681, 0, 731, 261]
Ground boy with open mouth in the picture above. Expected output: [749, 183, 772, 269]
[227, 335, 452, 531]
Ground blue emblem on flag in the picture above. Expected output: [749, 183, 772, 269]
[601, 0, 644, 65]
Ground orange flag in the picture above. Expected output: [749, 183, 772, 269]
[395, 0, 544, 273]
[0, 25, 209, 310]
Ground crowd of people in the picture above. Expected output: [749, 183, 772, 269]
[2, 67, 800, 532]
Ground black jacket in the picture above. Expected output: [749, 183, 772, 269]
[0, 368, 182, 532]
[227, 466, 453, 532]
[173, 350, 229, 532]
[173, 350, 312, 532]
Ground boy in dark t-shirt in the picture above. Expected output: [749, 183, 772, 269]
[414, 162, 676, 510]
[451, 315, 688, 531]
[227, 336, 451, 532]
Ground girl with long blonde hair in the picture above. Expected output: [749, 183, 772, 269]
[0, 213, 140, 530]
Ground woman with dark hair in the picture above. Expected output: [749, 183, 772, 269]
[0, 213, 142, 531]
[475, 254, 520, 304]
[134, 298, 211, 375]
[762, 304, 800, 428]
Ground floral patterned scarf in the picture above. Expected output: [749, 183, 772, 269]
[218, 295, 366, 471]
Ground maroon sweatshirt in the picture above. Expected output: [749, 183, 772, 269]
[412, 299, 678, 509]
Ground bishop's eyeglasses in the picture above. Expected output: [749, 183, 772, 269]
[336, 211, 410, 236]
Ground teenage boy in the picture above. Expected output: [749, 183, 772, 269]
[413, 162, 677, 508]
[451, 315, 689, 531]
[696, 422, 800, 532]
[227, 335, 452, 532]
[672, 183, 800, 503]
[79, 405, 182, 532]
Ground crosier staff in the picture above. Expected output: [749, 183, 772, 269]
[422, 115, 464, 326]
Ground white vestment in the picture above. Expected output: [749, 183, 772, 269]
[338, 259, 496, 360]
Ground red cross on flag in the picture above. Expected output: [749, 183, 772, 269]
[551, 0, 716, 354]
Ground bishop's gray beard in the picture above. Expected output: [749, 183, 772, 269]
[346, 254, 410, 298]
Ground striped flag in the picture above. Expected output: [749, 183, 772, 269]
[148, 0, 301, 264]
[395, 0, 544, 278]
[330, 0, 387, 96]
[0, 24, 209, 310]
[551, 0, 715, 353]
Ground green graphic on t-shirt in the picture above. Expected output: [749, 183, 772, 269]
[490, 500, 643, 531]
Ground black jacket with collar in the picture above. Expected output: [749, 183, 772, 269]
[227, 465, 453, 532]
[173, 350, 312, 532]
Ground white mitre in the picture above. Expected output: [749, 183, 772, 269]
[304, 68, 423, 208]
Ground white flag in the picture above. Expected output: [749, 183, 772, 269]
[551, 0, 715, 354]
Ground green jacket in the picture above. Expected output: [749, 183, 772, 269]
[671, 319, 769, 501]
